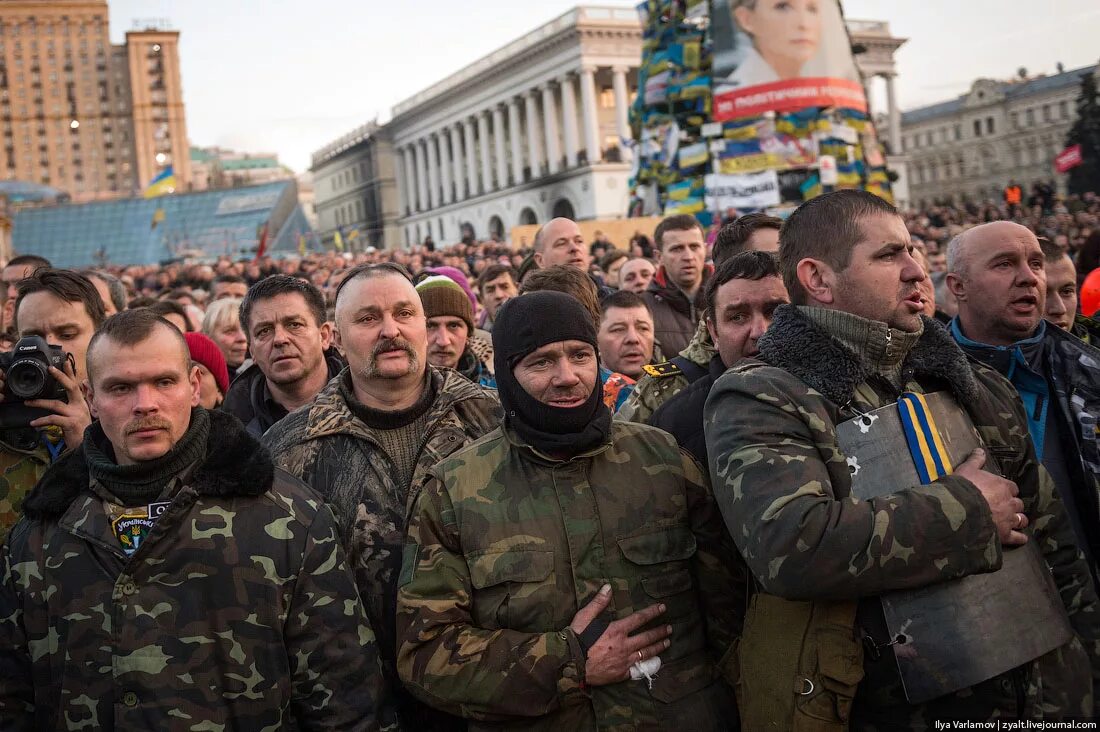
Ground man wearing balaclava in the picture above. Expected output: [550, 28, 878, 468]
[395, 290, 740, 731]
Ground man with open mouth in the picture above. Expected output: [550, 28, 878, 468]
[947, 221, 1100, 586]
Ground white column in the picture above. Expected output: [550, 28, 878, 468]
[477, 111, 492, 194]
[580, 65, 601, 164]
[541, 84, 562, 175]
[885, 73, 902, 155]
[450, 125, 465, 200]
[426, 134, 441, 210]
[525, 90, 544, 177]
[402, 146, 417, 214]
[508, 97, 523, 185]
[414, 140, 428, 213]
[492, 106, 507, 190]
[438, 131, 453, 205]
[463, 118, 478, 198]
[560, 74, 580, 167]
[612, 66, 633, 160]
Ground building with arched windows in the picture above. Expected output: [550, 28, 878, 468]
[311, 7, 907, 249]
[386, 6, 642, 247]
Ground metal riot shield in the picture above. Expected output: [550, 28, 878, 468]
[835, 391, 1072, 704]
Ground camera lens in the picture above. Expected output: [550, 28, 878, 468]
[8, 359, 48, 399]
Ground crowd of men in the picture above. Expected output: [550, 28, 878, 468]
[0, 186, 1099, 730]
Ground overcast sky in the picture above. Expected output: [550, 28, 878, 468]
[106, 0, 1100, 173]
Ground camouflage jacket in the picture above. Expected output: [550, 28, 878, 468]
[704, 306, 1100, 724]
[0, 429, 53, 544]
[0, 409, 390, 731]
[396, 421, 740, 732]
[263, 366, 501, 724]
[617, 318, 715, 423]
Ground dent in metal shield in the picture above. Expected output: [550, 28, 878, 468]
[835, 391, 1072, 704]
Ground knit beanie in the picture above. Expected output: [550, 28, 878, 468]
[425, 266, 477, 309]
[492, 291, 611, 455]
[184, 331, 230, 394]
[416, 275, 475, 332]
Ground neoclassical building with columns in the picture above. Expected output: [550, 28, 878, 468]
[388, 6, 641, 246]
[311, 8, 909, 249]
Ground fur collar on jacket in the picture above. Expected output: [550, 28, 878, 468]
[23, 409, 273, 519]
[756, 305, 980, 407]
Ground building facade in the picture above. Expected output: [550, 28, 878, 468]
[310, 121, 400, 251]
[388, 6, 642, 246]
[0, 2, 190, 202]
[890, 62, 1097, 207]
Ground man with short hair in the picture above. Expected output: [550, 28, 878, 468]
[711, 212, 781, 264]
[1040, 237, 1100, 341]
[210, 273, 248, 301]
[0, 308, 391, 730]
[644, 214, 709, 356]
[0, 269, 103, 538]
[476, 264, 518, 333]
[708, 191, 1100, 724]
[1, 254, 51, 330]
[417, 275, 494, 387]
[650, 251, 788, 466]
[82, 269, 126, 316]
[224, 275, 343, 437]
[597, 290, 655, 380]
[263, 262, 501, 730]
[618, 257, 656, 294]
[600, 250, 630, 290]
[947, 221, 1100, 579]
[397, 291, 739, 730]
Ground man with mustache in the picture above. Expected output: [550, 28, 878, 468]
[264, 262, 501, 731]
[223, 276, 344, 437]
[397, 291, 739, 730]
[0, 308, 390, 730]
[706, 191, 1099, 726]
[948, 221, 1100, 582]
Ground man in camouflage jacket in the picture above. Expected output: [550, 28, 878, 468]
[0, 309, 389, 730]
[263, 263, 501, 730]
[705, 191, 1100, 726]
[398, 292, 738, 731]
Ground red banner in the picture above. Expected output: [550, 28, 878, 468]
[1055, 144, 1083, 173]
[714, 77, 868, 122]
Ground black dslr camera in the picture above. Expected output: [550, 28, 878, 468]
[0, 336, 69, 429]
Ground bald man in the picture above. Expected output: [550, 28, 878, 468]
[532, 217, 612, 298]
[947, 221, 1100, 581]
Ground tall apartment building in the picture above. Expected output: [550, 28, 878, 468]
[0, 1, 190, 201]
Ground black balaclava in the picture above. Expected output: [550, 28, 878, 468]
[492, 291, 611, 455]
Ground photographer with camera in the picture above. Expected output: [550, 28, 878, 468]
[0, 269, 103, 540]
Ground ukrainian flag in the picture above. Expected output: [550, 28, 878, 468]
[897, 392, 954, 484]
[143, 166, 176, 199]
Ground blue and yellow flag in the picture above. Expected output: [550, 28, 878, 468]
[333, 231, 344, 252]
[897, 392, 955, 484]
[143, 166, 176, 199]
